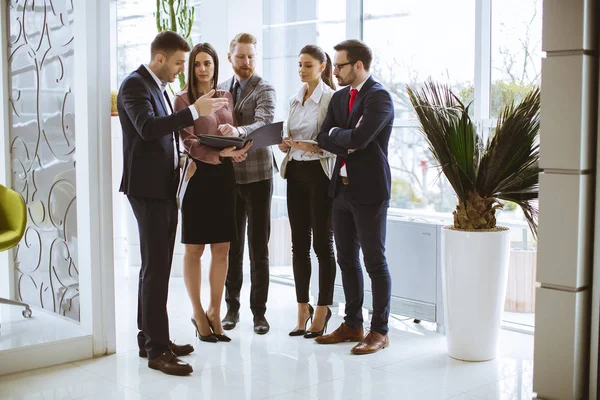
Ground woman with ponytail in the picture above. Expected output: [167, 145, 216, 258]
[278, 45, 337, 338]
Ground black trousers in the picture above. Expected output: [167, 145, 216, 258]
[226, 178, 273, 317]
[286, 160, 335, 305]
[332, 187, 391, 335]
[128, 195, 178, 359]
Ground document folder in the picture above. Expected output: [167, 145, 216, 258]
[198, 121, 283, 151]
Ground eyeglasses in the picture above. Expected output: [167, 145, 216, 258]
[333, 61, 355, 71]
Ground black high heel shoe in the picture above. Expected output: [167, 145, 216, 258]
[289, 304, 314, 336]
[191, 317, 218, 343]
[206, 314, 231, 342]
[304, 307, 331, 339]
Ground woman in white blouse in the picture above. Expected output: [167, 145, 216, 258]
[279, 45, 337, 338]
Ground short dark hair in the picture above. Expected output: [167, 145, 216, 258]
[151, 31, 191, 59]
[333, 39, 373, 71]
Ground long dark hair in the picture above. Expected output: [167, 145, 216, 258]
[299, 45, 335, 90]
[186, 42, 220, 103]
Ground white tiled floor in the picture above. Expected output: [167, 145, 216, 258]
[0, 306, 86, 352]
[0, 251, 535, 400]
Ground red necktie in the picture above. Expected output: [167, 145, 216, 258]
[341, 89, 359, 169]
[348, 88, 358, 113]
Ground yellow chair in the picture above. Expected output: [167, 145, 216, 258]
[0, 184, 32, 318]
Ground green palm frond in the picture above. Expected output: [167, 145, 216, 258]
[407, 80, 541, 237]
[407, 81, 480, 203]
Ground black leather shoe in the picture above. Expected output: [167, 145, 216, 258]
[222, 310, 240, 331]
[253, 315, 270, 335]
[304, 307, 332, 339]
[207, 315, 231, 342]
[148, 352, 193, 376]
[191, 317, 218, 343]
[139, 341, 194, 358]
[289, 304, 314, 336]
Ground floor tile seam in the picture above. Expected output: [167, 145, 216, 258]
[286, 369, 369, 392]
[73, 358, 174, 389]
[212, 364, 295, 393]
[40, 363, 137, 400]
[70, 385, 146, 400]
[461, 369, 533, 397]
[369, 349, 439, 370]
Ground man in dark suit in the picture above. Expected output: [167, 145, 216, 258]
[315, 40, 394, 355]
[216, 33, 277, 335]
[118, 31, 228, 375]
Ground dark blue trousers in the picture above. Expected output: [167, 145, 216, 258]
[332, 188, 391, 335]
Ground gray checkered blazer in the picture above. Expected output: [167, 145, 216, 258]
[218, 74, 277, 184]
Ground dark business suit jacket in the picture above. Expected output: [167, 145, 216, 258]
[118, 65, 194, 199]
[316, 76, 394, 204]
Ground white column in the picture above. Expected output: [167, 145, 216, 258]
[474, 0, 491, 123]
[534, 0, 598, 398]
[346, 0, 363, 40]
[74, 0, 117, 356]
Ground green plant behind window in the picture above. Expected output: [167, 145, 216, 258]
[155, 0, 195, 90]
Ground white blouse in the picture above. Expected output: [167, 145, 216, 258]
[288, 81, 328, 162]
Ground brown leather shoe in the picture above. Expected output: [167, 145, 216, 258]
[314, 323, 364, 344]
[139, 341, 194, 358]
[148, 352, 193, 376]
[350, 331, 389, 355]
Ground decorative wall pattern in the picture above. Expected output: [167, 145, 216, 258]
[8, 0, 79, 321]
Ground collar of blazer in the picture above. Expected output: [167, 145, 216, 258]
[288, 83, 334, 136]
[136, 65, 170, 117]
[344, 75, 376, 127]
[227, 73, 262, 111]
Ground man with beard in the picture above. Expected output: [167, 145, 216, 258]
[217, 33, 277, 335]
[315, 40, 394, 355]
[118, 31, 228, 375]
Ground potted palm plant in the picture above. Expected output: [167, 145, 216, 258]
[407, 81, 540, 361]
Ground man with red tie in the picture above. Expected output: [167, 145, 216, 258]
[315, 40, 394, 355]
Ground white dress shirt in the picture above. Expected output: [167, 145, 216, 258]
[288, 81, 326, 162]
[334, 75, 370, 177]
[143, 65, 199, 169]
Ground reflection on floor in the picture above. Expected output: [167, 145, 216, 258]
[0, 255, 535, 399]
[0, 305, 86, 352]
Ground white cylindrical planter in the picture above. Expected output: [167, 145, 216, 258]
[442, 227, 511, 361]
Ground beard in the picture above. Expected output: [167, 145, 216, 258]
[233, 65, 255, 80]
[158, 66, 178, 83]
[335, 70, 356, 87]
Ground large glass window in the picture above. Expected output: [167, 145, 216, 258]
[364, 0, 475, 214]
[116, 1, 202, 87]
[262, 0, 542, 330]
[491, 0, 542, 329]
[364, 0, 475, 120]
[491, 0, 543, 118]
